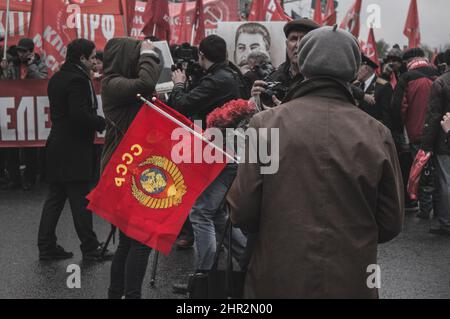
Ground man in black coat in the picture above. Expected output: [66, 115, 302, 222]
[169, 35, 242, 127]
[38, 39, 109, 261]
[354, 54, 393, 122]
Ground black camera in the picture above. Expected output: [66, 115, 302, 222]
[260, 81, 288, 106]
[171, 43, 204, 87]
[253, 62, 275, 80]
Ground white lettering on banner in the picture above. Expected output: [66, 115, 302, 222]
[74, 14, 116, 43]
[89, 15, 100, 41]
[0, 98, 16, 142]
[101, 15, 115, 40]
[37, 96, 50, 141]
[66, 4, 82, 29]
[17, 97, 35, 141]
[43, 25, 65, 53]
[0, 11, 30, 38]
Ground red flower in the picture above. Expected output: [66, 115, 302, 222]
[206, 99, 257, 129]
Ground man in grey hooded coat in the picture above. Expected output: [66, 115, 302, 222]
[227, 26, 404, 299]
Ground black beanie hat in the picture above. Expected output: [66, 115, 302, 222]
[402, 48, 425, 61]
[199, 35, 227, 63]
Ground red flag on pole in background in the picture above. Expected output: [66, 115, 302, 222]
[174, 0, 190, 44]
[339, 0, 362, 38]
[323, 0, 337, 26]
[192, 0, 205, 45]
[248, 0, 265, 21]
[265, 0, 291, 21]
[121, 0, 137, 36]
[142, 0, 171, 40]
[404, 0, 420, 48]
[87, 99, 227, 255]
[28, 0, 77, 76]
[365, 27, 380, 74]
[313, 0, 323, 25]
[248, 0, 290, 22]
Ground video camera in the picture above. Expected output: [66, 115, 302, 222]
[171, 43, 203, 88]
[260, 81, 289, 107]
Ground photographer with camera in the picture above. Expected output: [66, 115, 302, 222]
[0, 38, 47, 80]
[169, 35, 242, 127]
[1, 38, 48, 191]
[170, 35, 247, 294]
[250, 18, 320, 108]
[242, 51, 274, 86]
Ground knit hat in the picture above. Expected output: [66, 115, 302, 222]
[402, 48, 425, 62]
[298, 26, 361, 83]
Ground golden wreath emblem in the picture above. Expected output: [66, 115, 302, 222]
[131, 156, 187, 209]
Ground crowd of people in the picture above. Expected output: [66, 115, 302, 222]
[1, 17, 450, 299]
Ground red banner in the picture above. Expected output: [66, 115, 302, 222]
[28, 0, 77, 76]
[133, 0, 238, 43]
[1, 0, 127, 51]
[0, 0, 31, 47]
[0, 0, 32, 11]
[0, 79, 104, 148]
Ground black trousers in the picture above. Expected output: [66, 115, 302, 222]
[108, 231, 152, 299]
[38, 181, 100, 254]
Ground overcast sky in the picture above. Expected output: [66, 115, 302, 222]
[285, 0, 450, 49]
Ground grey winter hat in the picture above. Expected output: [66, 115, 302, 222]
[298, 26, 361, 83]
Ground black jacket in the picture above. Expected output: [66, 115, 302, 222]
[355, 76, 393, 123]
[268, 61, 304, 102]
[45, 62, 106, 182]
[422, 71, 450, 155]
[169, 62, 241, 125]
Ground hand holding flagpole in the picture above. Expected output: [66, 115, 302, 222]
[137, 95, 239, 164]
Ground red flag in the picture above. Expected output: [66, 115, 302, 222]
[0, 0, 32, 47]
[365, 27, 379, 74]
[193, 0, 206, 45]
[28, 0, 77, 76]
[323, 0, 337, 26]
[0, 0, 32, 11]
[174, 0, 190, 44]
[142, 0, 171, 40]
[248, 0, 265, 21]
[407, 149, 431, 200]
[339, 0, 362, 38]
[248, 0, 290, 21]
[313, 0, 323, 25]
[87, 100, 227, 255]
[404, 0, 420, 48]
[121, 0, 137, 36]
[265, 0, 291, 21]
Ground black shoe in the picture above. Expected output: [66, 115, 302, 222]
[82, 243, 114, 261]
[39, 245, 74, 261]
[429, 226, 450, 236]
[172, 283, 189, 295]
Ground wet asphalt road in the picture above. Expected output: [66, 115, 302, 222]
[0, 183, 449, 299]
